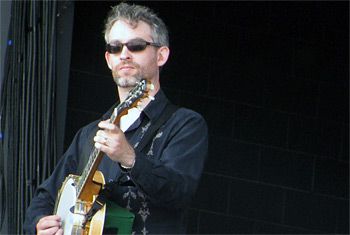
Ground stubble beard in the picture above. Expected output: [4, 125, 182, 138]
[112, 57, 158, 88]
[112, 62, 144, 88]
[114, 74, 142, 88]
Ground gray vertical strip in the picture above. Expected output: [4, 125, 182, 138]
[0, 0, 71, 233]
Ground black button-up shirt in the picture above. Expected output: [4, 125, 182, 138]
[24, 89, 208, 234]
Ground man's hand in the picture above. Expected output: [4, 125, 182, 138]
[36, 215, 63, 235]
[94, 120, 136, 167]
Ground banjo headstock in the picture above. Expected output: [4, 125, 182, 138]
[111, 78, 154, 125]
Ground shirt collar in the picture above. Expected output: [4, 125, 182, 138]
[123, 89, 169, 132]
[102, 88, 170, 132]
[142, 89, 169, 122]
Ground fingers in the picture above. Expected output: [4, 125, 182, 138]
[98, 120, 120, 133]
[36, 215, 61, 235]
[94, 120, 135, 164]
[94, 120, 122, 146]
[94, 120, 120, 145]
[38, 227, 62, 235]
[94, 134, 108, 145]
[55, 228, 63, 235]
[94, 130, 118, 148]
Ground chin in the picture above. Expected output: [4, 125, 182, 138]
[115, 77, 141, 88]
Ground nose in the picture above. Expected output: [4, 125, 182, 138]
[120, 45, 131, 61]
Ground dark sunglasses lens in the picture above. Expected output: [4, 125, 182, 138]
[127, 41, 148, 52]
[107, 41, 149, 54]
[107, 44, 123, 54]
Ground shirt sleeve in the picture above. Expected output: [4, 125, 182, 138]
[129, 109, 208, 210]
[23, 121, 98, 234]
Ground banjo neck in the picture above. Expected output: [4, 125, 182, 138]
[53, 79, 152, 234]
[76, 78, 153, 201]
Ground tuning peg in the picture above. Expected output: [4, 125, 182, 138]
[113, 107, 119, 117]
[136, 105, 144, 111]
[147, 94, 155, 101]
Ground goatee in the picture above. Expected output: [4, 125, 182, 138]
[112, 62, 143, 87]
[114, 75, 142, 88]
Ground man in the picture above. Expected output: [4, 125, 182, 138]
[24, 3, 208, 234]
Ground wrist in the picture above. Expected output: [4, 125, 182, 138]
[120, 159, 135, 170]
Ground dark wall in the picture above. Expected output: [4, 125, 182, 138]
[65, 1, 349, 234]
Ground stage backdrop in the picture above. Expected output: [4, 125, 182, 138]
[64, 1, 349, 234]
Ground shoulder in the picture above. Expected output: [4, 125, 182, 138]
[78, 102, 119, 138]
[175, 106, 206, 122]
[168, 106, 208, 133]
[74, 120, 100, 143]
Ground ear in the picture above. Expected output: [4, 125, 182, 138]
[157, 46, 170, 67]
[105, 51, 113, 70]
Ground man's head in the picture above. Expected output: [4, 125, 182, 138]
[104, 3, 170, 89]
[104, 3, 169, 48]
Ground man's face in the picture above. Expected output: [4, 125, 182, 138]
[105, 20, 160, 88]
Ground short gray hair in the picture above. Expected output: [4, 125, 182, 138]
[103, 3, 169, 47]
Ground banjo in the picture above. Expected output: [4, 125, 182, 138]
[53, 79, 153, 234]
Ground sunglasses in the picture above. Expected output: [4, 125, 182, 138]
[106, 39, 161, 54]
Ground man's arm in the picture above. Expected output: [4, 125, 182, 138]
[95, 108, 208, 209]
[130, 110, 208, 209]
[36, 215, 62, 235]
[23, 122, 97, 234]
[23, 189, 57, 234]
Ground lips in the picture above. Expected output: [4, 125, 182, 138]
[120, 65, 133, 70]
[118, 63, 135, 72]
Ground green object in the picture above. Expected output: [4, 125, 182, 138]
[104, 200, 135, 234]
